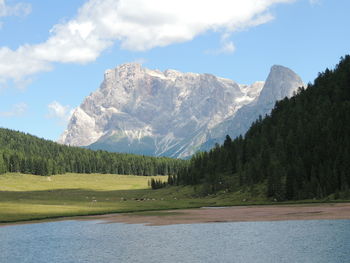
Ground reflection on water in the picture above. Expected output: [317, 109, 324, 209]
[1, 219, 349, 263]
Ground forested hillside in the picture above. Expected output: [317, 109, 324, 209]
[0, 128, 185, 176]
[172, 56, 350, 200]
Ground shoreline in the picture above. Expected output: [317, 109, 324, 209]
[1, 202, 350, 227]
[90, 203, 350, 226]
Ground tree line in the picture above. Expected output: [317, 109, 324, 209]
[168, 56, 350, 200]
[0, 128, 186, 176]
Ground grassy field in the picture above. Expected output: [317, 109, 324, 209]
[0, 173, 347, 224]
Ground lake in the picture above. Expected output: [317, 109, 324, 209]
[1, 219, 349, 263]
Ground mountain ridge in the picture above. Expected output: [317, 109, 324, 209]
[59, 63, 303, 158]
[172, 55, 350, 200]
[200, 65, 304, 151]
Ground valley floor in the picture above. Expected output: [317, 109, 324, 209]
[0, 173, 349, 225]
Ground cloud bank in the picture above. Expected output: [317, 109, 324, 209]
[47, 101, 74, 125]
[0, 0, 31, 18]
[0, 0, 293, 87]
[0, 102, 27, 117]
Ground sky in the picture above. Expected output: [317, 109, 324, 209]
[0, 0, 349, 141]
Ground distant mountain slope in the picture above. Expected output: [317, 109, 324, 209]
[173, 56, 350, 200]
[201, 65, 304, 151]
[59, 63, 303, 158]
[0, 128, 185, 176]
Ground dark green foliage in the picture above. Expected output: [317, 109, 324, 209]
[150, 178, 167, 189]
[173, 55, 350, 200]
[0, 128, 186, 176]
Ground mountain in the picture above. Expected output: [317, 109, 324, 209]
[173, 55, 350, 200]
[59, 63, 303, 158]
[200, 65, 304, 151]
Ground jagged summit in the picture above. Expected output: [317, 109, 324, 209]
[257, 65, 303, 105]
[59, 63, 303, 158]
[104, 62, 198, 82]
[200, 65, 304, 151]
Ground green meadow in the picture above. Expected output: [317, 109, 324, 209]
[0, 173, 263, 223]
[0, 173, 347, 224]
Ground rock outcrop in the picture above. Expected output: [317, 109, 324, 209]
[59, 63, 303, 158]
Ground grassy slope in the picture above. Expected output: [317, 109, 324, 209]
[0, 173, 347, 223]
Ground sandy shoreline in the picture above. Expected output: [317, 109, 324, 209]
[1, 203, 350, 227]
[82, 203, 350, 226]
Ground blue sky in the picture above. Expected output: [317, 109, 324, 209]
[0, 0, 349, 141]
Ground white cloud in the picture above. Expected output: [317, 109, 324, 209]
[309, 0, 322, 6]
[0, 0, 31, 18]
[47, 101, 74, 125]
[309, 0, 321, 5]
[207, 33, 237, 55]
[0, 102, 27, 117]
[219, 41, 236, 54]
[205, 40, 236, 55]
[0, 0, 294, 88]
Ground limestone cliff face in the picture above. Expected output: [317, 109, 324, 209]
[59, 63, 303, 158]
[201, 65, 305, 151]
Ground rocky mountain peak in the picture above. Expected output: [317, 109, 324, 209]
[164, 69, 181, 78]
[116, 62, 143, 73]
[59, 63, 303, 158]
[103, 62, 144, 86]
[257, 65, 304, 105]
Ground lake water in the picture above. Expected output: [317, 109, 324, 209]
[1, 219, 349, 263]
